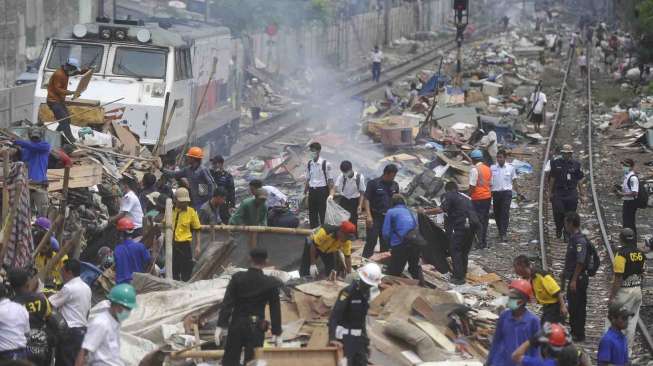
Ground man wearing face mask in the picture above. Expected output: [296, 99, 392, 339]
[75, 284, 136, 366]
[47, 57, 86, 143]
[328, 263, 382, 366]
[617, 159, 640, 238]
[304, 142, 334, 228]
[545, 145, 584, 239]
[332, 160, 366, 234]
[487, 280, 541, 366]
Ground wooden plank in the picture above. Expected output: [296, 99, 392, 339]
[112, 121, 141, 156]
[38, 103, 105, 126]
[253, 347, 340, 366]
[408, 317, 456, 353]
[307, 325, 329, 348]
[47, 164, 102, 191]
[292, 290, 317, 321]
[73, 69, 94, 97]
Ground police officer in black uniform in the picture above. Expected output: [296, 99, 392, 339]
[547, 145, 584, 239]
[216, 248, 282, 366]
[422, 182, 479, 285]
[328, 263, 382, 366]
[210, 155, 236, 210]
[560, 212, 589, 342]
[363, 164, 400, 258]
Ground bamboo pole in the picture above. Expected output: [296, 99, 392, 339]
[155, 223, 312, 236]
[169, 350, 224, 360]
[2, 150, 9, 222]
[0, 181, 23, 265]
[164, 198, 173, 280]
[32, 215, 63, 259]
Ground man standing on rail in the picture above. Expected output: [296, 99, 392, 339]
[617, 158, 641, 238]
[491, 150, 517, 243]
[469, 150, 492, 249]
[371, 45, 383, 83]
[546, 144, 584, 239]
[304, 142, 334, 229]
[607, 228, 644, 355]
[529, 89, 547, 133]
[47, 58, 85, 143]
[561, 212, 590, 342]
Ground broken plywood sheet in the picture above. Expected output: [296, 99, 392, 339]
[112, 121, 141, 156]
[47, 163, 103, 191]
[281, 319, 306, 341]
[466, 272, 502, 285]
[432, 107, 478, 129]
[295, 280, 348, 307]
[378, 286, 460, 321]
[434, 152, 471, 173]
[74, 69, 94, 97]
[307, 325, 329, 348]
[408, 318, 456, 353]
[292, 291, 318, 321]
[253, 347, 341, 366]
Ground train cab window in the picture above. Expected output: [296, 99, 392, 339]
[175, 48, 192, 80]
[46, 42, 104, 72]
[113, 47, 167, 79]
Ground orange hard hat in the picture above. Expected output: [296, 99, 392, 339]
[548, 323, 568, 348]
[509, 279, 533, 301]
[186, 146, 204, 159]
[116, 217, 135, 232]
[339, 221, 357, 235]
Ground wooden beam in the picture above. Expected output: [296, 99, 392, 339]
[168, 350, 224, 360]
[41, 228, 84, 282]
[164, 198, 173, 280]
[156, 223, 312, 236]
[2, 150, 9, 223]
[253, 347, 341, 366]
[32, 215, 63, 259]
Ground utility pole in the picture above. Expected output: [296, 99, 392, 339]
[452, 0, 469, 87]
[384, 0, 391, 46]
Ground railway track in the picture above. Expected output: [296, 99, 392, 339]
[225, 25, 494, 164]
[537, 47, 653, 355]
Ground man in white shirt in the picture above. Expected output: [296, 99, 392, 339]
[479, 127, 498, 165]
[332, 160, 366, 235]
[263, 185, 287, 209]
[304, 142, 334, 228]
[75, 284, 136, 366]
[578, 50, 588, 77]
[529, 90, 547, 132]
[0, 281, 30, 361]
[490, 150, 517, 243]
[371, 45, 383, 82]
[49, 259, 92, 366]
[111, 177, 144, 236]
[618, 158, 640, 238]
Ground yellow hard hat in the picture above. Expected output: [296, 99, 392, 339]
[175, 187, 191, 202]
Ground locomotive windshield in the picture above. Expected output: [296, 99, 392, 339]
[113, 47, 167, 79]
[46, 42, 104, 72]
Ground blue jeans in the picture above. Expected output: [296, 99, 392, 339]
[372, 62, 381, 82]
[47, 101, 76, 143]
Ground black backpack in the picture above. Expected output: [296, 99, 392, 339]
[308, 160, 328, 184]
[582, 235, 601, 277]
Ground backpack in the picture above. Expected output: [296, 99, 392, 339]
[582, 235, 601, 277]
[628, 175, 650, 209]
[308, 160, 328, 184]
[341, 173, 361, 192]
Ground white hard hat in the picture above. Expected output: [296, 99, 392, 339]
[358, 263, 382, 287]
[66, 57, 81, 70]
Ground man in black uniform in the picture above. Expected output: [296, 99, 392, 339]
[547, 144, 584, 239]
[422, 182, 479, 285]
[216, 248, 282, 366]
[329, 263, 382, 366]
[363, 164, 400, 258]
[560, 212, 589, 342]
[210, 155, 236, 210]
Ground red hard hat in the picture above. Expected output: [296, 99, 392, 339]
[116, 217, 135, 232]
[186, 146, 204, 159]
[339, 221, 357, 235]
[509, 279, 533, 301]
[548, 323, 568, 348]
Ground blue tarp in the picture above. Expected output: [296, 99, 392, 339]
[419, 74, 450, 96]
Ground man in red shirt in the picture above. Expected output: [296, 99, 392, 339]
[47, 58, 83, 143]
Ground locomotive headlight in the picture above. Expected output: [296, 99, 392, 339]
[115, 29, 127, 41]
[100, 28, 112, 40]
[73, 24, 88, 38]
[151, 83, 165, 98]
[136, 29, 151, 43]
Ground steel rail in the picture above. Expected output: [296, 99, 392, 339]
[585, 49, 653, 352]
[537, 49, 574, 270]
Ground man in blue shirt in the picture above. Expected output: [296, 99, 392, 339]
[511, 322, 573, 366]
[13, 127, 51, 216]
[487, 279, 541, 366]
[113, 217, 152, 284]
[382, 194, 421, 281]
[597, 302, 631, 366]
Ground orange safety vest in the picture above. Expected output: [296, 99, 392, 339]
[471, 163, 492, 200]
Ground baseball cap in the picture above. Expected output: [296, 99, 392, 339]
[560, 144, 573, 153]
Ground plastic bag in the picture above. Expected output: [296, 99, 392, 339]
[325, 198, 350, 225]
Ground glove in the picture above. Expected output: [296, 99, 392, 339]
[310, 264, 319, 277]
[214, 327, 228, 346]
[273, 335, 283, 347]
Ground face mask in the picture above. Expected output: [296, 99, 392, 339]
[507, 298, 521, 311]
[116, 309, 131, 323]
[310, 151, 318, 160]
[623, 166, 630, 174]
[347, 171, 355, 178]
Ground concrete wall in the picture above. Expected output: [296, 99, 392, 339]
[0, 84, 35, 128]
[246, 0, 453, 75]
[0, 0, 94, 88]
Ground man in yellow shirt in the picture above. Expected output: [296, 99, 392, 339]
[513, 255, 567, 324]
[608, 228, 645, 354]
[172, 188, 201, 281]
[33, 218, 68, 289]
[300, 221, 356, 278]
